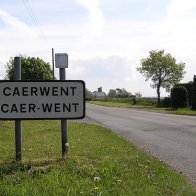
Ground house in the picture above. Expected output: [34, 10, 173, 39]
[91, 87, 106, 99]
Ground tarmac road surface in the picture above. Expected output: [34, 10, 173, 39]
[85, 103, 196, 185]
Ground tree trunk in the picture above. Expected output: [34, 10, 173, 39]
[157, 86, 160, 106]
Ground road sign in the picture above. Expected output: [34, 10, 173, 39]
[0, 80, 85, 120]
[55, 53, 68, 68]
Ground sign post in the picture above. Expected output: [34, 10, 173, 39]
[60, 68, 68, 157]
[0, 53, 85, 161]
[14, 57, 22, 161]
[55, 53, 69, 157]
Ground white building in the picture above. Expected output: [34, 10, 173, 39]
[91, 87, 106, 99]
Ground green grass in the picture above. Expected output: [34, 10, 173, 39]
[166, 108, 196, 116]
[0, 120, 195, 195]
[88, 101, 196, 116]
[88, 101, 134, 108]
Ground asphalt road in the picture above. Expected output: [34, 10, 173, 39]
[86, 103, 196, 185]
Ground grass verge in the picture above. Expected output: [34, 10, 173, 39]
[88, 101, 134, 108]
[88, 101, 196, 116]
[0, 120, 195, 195]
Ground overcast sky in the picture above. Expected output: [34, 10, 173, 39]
[0, 0, 196, 97]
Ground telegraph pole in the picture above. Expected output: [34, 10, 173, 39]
[52, 48, 55, 80]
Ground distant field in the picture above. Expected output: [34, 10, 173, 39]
[0, 120, 195, 195]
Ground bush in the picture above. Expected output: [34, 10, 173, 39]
[161, 97, 171, 108]
[85, 97, 92, 101]
[175, 82, 193, 106]
[192, 76, 196, 110]
[171, 86, 188, 109]
[132, 98, 137, 105]
[135, 98, 157, 106]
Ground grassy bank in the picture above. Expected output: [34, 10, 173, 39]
[88, 100, 196, 116]
[0, 120, 195, 195]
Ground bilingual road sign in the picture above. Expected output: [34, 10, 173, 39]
[0, 80, 85, 120]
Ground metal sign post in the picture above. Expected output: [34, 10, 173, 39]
[56, 53, 69, 157]
[14, 57, 22, 161]
[60, 68, 68, 157]
[0, 53, 85, 161]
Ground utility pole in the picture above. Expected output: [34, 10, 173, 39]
[52, 48, 55, 80]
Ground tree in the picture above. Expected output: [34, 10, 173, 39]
[115, 88, 132, 98]
[134, 92, 142, 98]
[137, 50, 185, 105]
[5, 56, 53, 80]
[108, 89, 116, 97]
[85, 88, 92, 97]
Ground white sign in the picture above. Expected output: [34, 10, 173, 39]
[55, 53, 68, 68]
[0, 81, 85, 120]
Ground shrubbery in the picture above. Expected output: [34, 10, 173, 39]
[85, 97, 92, 101]
[175, 82, 193, 106]
[132, 98, 137, 105]
[192, 76, 196, 110]
[161, 97, 171, 108]
[171, 86, 188, 108]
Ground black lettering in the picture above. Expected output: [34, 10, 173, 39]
[52, 87, 58, 96]
[63, 103, 71, 112]
[20, 104, 26, 113]
[61, 87, 68, 96]
[42, 103, 52, 112]
[55, 103, 61, 112]
[22, 87, 29, 96]
[13, 87, 20, 96]
[11, 104, 18, 113]
[29, 104, 36, 113]
[1, 104, 9, 113]
[31, 87, 38, 96]
[72, 103, 79, 112]
[40, 87, 50, 96]
[70, 87, 77, 96]
[3, 87, 11, 96]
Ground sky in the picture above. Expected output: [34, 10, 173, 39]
[0, 0, 196, 97]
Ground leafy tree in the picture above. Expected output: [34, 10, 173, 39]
[137, 50, 185, 105]
[5, 56, 53, 80]
[108, 89, 116, 97]
[134, 92, 142, 98]
[85, 88, 92, 97]
[115, 88, 132, 98]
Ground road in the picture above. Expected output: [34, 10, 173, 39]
[85, 103, 196, 185]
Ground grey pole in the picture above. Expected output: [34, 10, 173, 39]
[60, 68, 68, 157]
[14, 57, 22, 161]
[52, 48, 55, 80]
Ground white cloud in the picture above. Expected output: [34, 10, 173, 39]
[0, 9, 36, 37]
[67, 56, 147, 94]
[75, 0, 105, 45]
[0, 1, 196, 97]
[166, 0, 196, 21]
[144, 5, 153, 13]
